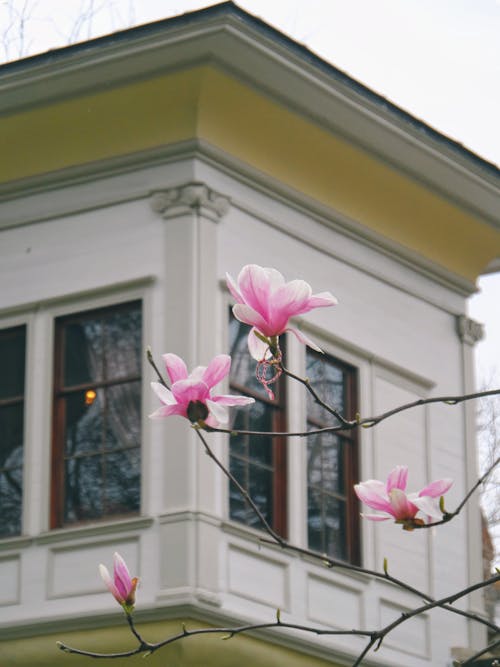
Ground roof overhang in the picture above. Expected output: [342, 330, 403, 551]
[1, 2, 499, 283]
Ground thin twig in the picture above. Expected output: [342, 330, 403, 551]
[58, 617, 374, 658]
[207, 388, 500, 438]
[412, 454, 500, 529]
[458, 637, 500, 666]
[146, 347, 169, 388]
[194, 428, 285, 546]
[259, 538, 500, 635]
[281, 364, 352, 426]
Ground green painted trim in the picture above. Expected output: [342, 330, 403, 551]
[2, 615, 346, 666]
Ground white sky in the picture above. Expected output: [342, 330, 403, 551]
[1, 0, 499, 385]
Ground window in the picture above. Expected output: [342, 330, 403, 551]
[51, 301, 142, 528]
[0, 325, 26, 538]
[306, 350, 359, 562]
[228, 316, 287, 536]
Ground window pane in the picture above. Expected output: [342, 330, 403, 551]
[0, 466, 23, 537]
[105, 382, 141, 451]
[306, 352, 344, 426]
[0, 326, 25, 538]
[104, 448, 141, 515]
[64, 319, 103, 387]
[54, 302, 142, 527]
[0, 326, 26, 400]
[324, 496, 346, 560]
[64, 454, 103, 523]
[307, 432, 343, 495]
[306, 350, 358, 562]
[64, 390, 103, 457]
[307, 486, 323, 553]
[0, 404, 24, 469]
[104, 308, 142, 380]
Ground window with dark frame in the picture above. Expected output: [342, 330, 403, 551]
[51, 301, 142, 529]
[0, 325, 26, 538]
[306, 350, 360, 563]
[228, 315, 287, 537]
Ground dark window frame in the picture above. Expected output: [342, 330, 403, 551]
[306, 349, 360, 564]
[51, 301, 142, 529]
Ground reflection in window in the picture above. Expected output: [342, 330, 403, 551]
[306, 351, 359, 562]
[0, 326, 26, 538]
[52, 302, 142, 528]
[228, 315, 287, 536]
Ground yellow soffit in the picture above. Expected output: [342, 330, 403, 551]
[2, 64, 498, 281]
[1, 617, 345, 667]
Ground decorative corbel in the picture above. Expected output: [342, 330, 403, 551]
[150, 182, 230, 222]
[456, 315, 484, 346]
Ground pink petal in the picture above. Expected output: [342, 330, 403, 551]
[163, 353, 188, 384]
[386, 466, 408, 493]
[206, 398, 229, 424]
[149, 403, 186, 419]
[171, 378, 210, 405]
[271, 279, 312, 319]
[233, 303, 270, 334]
[190, 366, 206, 381]
[202, 354, 231, 388]
[354, 481, 393, 514]
[225, 272, 243, 303]
[248, 327, 272, 360]
[360, 513, 391, 521]
[99, 564, 123, 603]
[150, 381, 175, 405]
[389, 488, 417, 520]
[212, 393, 255, 406]
[113, 553, 132, 600]
[411, 495, 443, 520]
[237, 264, 271, 321]
[418, 478, 453, 498]
[264, 267, 286, 292]
[286, 326, 323, 352]
[306, 291, 338, 309]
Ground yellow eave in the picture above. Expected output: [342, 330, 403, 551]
[2, 65, 498, 282]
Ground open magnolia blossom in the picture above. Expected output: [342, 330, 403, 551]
[226, 264, 337, 360]
[354, 465, 453, 528]
[99, 552, 138, 614]
[150, 353, 254, 427]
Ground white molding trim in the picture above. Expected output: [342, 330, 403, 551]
[0, 139, 477, 299]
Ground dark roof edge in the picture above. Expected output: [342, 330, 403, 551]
[1, 0, 499, 178]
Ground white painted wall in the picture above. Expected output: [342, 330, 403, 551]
[0, 154, 482, 666]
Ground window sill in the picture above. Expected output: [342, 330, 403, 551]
[0, 534, 33, 552]
[36, 515, 154, 545]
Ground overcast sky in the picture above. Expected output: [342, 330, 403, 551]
[1, 0, 499, 384]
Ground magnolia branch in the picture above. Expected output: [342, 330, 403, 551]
[57, 612, 373, 659]
[207, 387, 500, 437]
[57, 575, 499, 664]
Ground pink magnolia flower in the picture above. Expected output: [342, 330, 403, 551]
[99, 552, 138, 613]
[354, 465, 452, 528]
[226, 264, 337, 360]
[150, 353, 254, 427]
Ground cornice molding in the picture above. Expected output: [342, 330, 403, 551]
[0, 139, 478, 302]
[456, 315, 485, 346]
[150, 182, 230, 222]
[0, 9, 498, 229]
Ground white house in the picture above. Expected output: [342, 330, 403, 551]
[0, 3, 499, 666]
